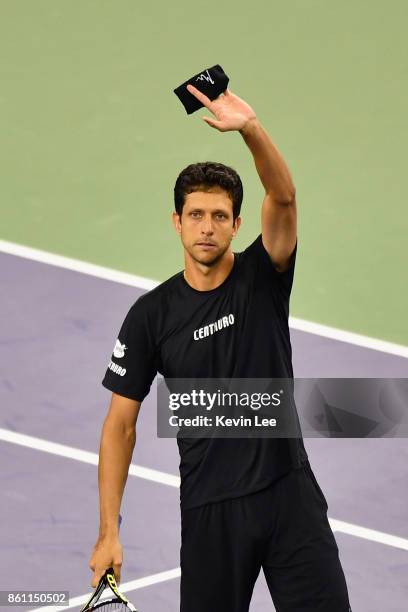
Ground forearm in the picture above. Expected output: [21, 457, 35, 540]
[97, 418, 136, 537]
[239, 118, 296, 203]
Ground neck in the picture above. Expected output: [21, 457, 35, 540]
[183, 249, 235, 291]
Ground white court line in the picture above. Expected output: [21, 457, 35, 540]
[288, 317, 408, 358]
[28, 520, 408, 612]
[0, 239, 157, 291]
[1, 427, 407, 554]
[1, 238, 407, 358]
[1, 239, 407, 609]
[0, 428, 180, 488]
[28, 567, 181, 612]
[330, 518, 408, 551]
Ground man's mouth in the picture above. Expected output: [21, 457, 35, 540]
[196, 242, 217, 249]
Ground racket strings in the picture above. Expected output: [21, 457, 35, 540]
[92, 603, 129, 611]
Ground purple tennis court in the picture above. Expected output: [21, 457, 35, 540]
[1, 250, 407, 611]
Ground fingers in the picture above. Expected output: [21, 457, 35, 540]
[186, 83, 212, 108]
[202, 117, 223, 130]
[89, 558, 108, 588]
[112, 555, 122, 586]
[88, 534, 123, 586]
[113, 563, 122, 585]
[91, 569, 104, 589]
[90, 563, 120, 589]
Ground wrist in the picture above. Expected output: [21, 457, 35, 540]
[239, 116, 259, 137]
[99, 517, 120, 539]
[99, 528, 120, 540]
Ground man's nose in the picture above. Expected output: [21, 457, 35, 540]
[201, 216, 214, 234]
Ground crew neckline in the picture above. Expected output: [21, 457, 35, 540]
[181, 253, 237, 295]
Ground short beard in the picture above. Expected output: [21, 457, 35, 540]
[188, 242, 230, 268]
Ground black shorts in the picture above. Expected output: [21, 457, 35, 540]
[180, 464, 352, 612]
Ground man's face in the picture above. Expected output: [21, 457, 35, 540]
[173, 188, 241, 267]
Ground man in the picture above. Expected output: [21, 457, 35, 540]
[89, 85, 352, 611]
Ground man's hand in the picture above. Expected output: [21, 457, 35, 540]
[186, 84, 257, 132]
[89, 534, 123, 587]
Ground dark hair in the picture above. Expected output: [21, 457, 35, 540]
[174, 161, 243, 220]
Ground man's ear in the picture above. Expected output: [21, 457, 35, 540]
[232, 216, 241, 237]
[172, 211, 182, 234]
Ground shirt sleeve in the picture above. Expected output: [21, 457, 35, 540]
[242, 234, 298, 298]
[101, 297, 157, 402]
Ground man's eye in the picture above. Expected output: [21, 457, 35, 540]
[191, 211, 201, 218]
[216, 214, 226, 220]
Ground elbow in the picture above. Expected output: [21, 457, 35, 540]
[266, 188, 296, 207]
[281, 190, 296, 206]
[125, 426, 136, 447]
[102, 415, 136, 445]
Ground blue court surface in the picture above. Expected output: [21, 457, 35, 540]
[1, 248, 407, 611]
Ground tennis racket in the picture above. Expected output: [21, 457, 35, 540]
[79, 567, 138, 611]
[81, 515, 138, 611]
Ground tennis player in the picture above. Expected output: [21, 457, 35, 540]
[89, 85, 352, 611]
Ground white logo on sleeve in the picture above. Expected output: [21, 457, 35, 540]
[108, 360, 126, 376]
[113, 339, 127, 358]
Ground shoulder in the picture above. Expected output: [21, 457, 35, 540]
[233, 234, 271, 268]
[235, 234, 297, 269]
[234, 234, 298, 297]
[128, 271, 183, 317]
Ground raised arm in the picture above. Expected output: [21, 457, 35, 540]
[186, 83, 297, 272]
[239, 119, 296, 272]
[89, 392, 141, 587]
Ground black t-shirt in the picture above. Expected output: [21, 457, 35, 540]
[102, 234, 309, 510]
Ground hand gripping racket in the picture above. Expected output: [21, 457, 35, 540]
[81, 515, 138, 611]
[79, 567, 138, 611]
